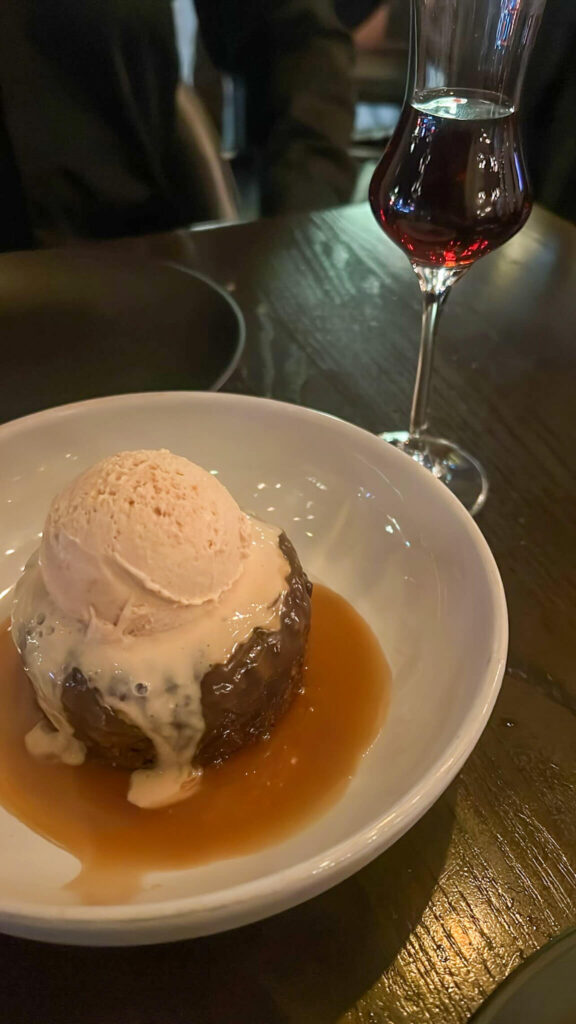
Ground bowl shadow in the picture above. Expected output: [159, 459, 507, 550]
[0, 793, 455, 1024]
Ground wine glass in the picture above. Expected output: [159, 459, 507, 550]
[369, 0, 546, 515]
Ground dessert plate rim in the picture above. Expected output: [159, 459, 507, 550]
[0, 391, 507, 943]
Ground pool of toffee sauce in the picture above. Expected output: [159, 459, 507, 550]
[0, 584, 390, 904]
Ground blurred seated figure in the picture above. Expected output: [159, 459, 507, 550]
[0, 0, 356, 251]
[335, 0, 408, 143]
[335, 0, 391, 50]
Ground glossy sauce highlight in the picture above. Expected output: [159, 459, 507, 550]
[0, 584, 390, 904]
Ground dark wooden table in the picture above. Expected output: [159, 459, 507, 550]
[1, 203, 576, 1024]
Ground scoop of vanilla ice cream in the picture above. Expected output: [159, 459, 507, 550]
[39, 449, 252, 636]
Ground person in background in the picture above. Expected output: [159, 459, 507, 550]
[0, 0, 356, 252]
[335, 0, 391, 50]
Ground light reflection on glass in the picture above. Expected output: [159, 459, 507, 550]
[306, 476, 328, 491]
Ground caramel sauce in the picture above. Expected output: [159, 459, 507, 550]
[0, 585, 390, 904]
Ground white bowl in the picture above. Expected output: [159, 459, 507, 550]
[0, 392, 507, 945]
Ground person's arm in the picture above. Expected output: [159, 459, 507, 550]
[195, 0, 357, 214]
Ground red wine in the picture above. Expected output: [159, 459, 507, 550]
[369, 91, 531, 267]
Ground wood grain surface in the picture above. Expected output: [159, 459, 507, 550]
[0, 203, 575, 1023]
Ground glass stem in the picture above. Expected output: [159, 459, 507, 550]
[409, 264, 469, 439]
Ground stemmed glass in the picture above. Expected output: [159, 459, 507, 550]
[369, 0, 546, 515]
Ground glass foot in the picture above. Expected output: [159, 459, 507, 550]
[380, 431, 488, 516]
